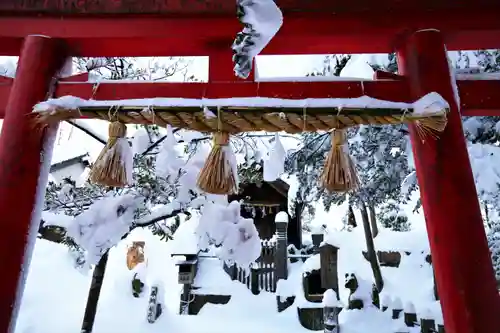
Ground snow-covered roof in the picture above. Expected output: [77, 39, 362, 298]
[50, 142, 90, 167]
[50, 153, 90, 172]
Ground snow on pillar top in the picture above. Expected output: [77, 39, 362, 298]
[275, 211, 289, 223]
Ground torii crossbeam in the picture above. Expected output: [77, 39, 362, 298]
[0, 1, 499, 333]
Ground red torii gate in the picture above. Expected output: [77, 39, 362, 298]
[0, 1, 499, 332]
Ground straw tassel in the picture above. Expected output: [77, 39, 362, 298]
[413, 114, 448, 141]
[320, 129, 360, 193]
[197, 132, 238, 195]
[89, 121, 133, 187]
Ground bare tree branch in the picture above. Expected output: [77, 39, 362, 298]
[133, 209, 190, 228]
[67, 120, 107, 145]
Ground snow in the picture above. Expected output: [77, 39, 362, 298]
[411, 92, 449, 115]
[322, 228, 433, 311]
[66, 194, 141, 265]
[13, 125, 59, 333]
[137, 202, 181, 225]
[132, 128, 151, 156]
[34, 93, 448, 116]
[224, 144, 240, 193]
[41, 211, 73, 229]
[323, 289, 342, 307]
[232, 0, 283, 79]
[392, 297, 403, 310]
[468, 143, 500, 200]
[192, 258, 234, 295]
[275, 211, 289, 223]
[50, 140, 89, 165]
[404, 302, 416, 313]
[196, 201, 262, 267]
[169, 216, 199, 255]
[381, 294, 391, 307]
[18, 210, 440, 333]
[264, 134, 285, 181]
[17, 232, 306, 333]
[119, 138, 134, 185]
[256, 76, 377, 82]
[276, 279, 295, 298]
[339, 55, 378, 79]
[155, 125, 183, 180]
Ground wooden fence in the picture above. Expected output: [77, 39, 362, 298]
[224, 239, 278, 294]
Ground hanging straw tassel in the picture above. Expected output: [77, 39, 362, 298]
[89, 121, 133, 187]
[197, 132, 238, 195]
[413, 114, 448, 141]
[320, 129, 360, 193]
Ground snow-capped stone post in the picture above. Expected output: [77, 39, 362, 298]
[323, 289, 342, 333]
[0, 35, 67, 333]
[275, 211, 289, 281]
[381, 295, 391, 312]
[420, 309, 436, 333]
[403, 302, 417, 327]
[392, 297, 403, 319]
[396, 29, 499, 332]
[276, 279, 295, 312]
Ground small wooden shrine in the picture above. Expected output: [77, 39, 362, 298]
[229, 179, 301, 247]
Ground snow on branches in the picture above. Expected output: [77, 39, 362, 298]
[66, 194, 141, 265]
[197, 200, 262, 267]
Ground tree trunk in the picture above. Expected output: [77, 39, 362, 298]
[347, 205, 357, 228]
[291, 200, 305, 248]
[484, 202, 491, 229]
[81, 251, 109, 333]
[360, 201, 384, 292]
[368, 204, 379, 238]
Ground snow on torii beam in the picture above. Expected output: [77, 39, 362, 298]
[0, 1, 500, 55]
[0, 75, 497, 118]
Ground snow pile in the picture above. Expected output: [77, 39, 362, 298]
[232, 0, 283, 79]
[66, 194, 140, 264]
[16, 230, 307, 333]
[264, 133, 286, 181]
[197, 201, 261, 267]
[192, 258, 235, 295]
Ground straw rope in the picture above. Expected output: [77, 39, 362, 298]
[31, 105, 448, 135]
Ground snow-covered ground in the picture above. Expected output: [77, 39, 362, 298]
[16, 213, 439, 333]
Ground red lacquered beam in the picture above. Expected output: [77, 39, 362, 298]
[0, 9, 500, 56]
[0, 79, 498, 118]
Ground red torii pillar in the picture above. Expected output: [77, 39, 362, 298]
[396, 30, 499, 332]
[0, 35, 66, 333]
